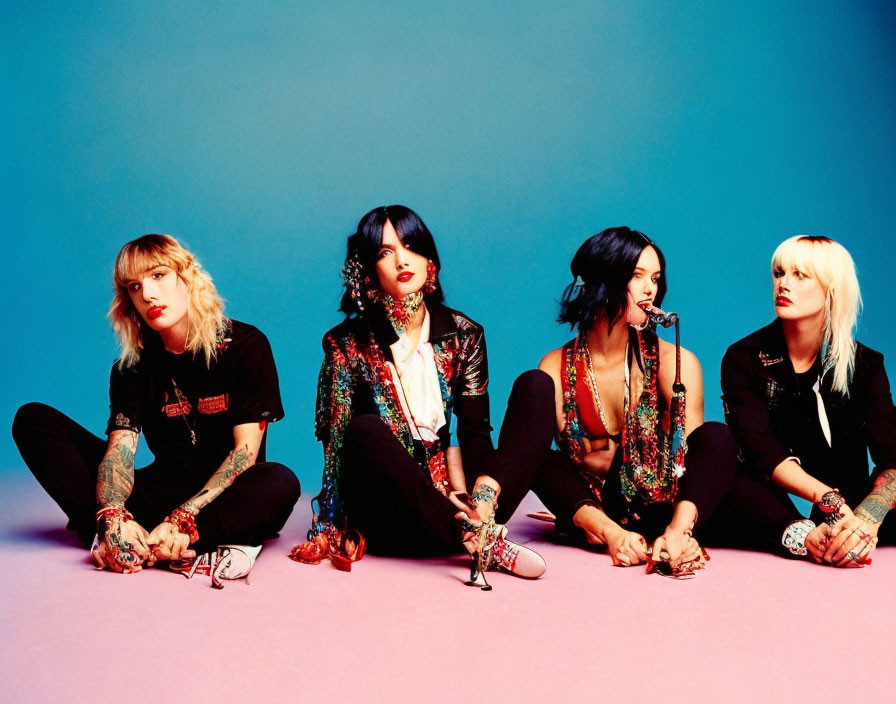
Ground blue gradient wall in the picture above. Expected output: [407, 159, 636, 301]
[4, 2, 896, 492]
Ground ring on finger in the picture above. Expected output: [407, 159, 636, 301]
[856, 539, 875, 558]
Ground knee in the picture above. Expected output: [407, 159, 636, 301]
[344, 414, 389, 449]
[688, 421, 739, 458]
[511, 369, 554, 403]
[12, 402, 53, 441]
[253, 462, 301, 507]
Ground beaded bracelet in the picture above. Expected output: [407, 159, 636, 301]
[95, 506, 134, 532]
[817, 490, 845, 526]
[165, 508, 200, 544]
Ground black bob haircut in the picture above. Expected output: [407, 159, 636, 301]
[339, 205, 444, 315]
[558, 226, 666, 333]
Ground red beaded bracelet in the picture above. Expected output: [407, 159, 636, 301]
[165, 508, 200, 544]
[95, 506, 134, 531]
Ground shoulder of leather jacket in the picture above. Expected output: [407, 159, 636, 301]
[726, 319, 786, 359]
[428, 303, 484, 341]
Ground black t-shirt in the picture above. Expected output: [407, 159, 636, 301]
[106, 320, 284, 479]
[792, 360, 836, 484]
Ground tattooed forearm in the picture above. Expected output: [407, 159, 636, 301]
[855, 469, 896, 525]
[214, 446, 253, 490]
[178, 445, 255, 515]
[180, 490, 208, 515]
[96, 432, 138, 508]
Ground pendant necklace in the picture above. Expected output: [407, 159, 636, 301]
[171, 377, 197, 446]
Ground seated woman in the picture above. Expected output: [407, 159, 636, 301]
[534, 227, 738, 576]
[12, 234, 300, 585]
[721, 235, 896, 565]
[291, 205, 545, 586]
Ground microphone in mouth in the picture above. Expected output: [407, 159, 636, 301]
[641, 304, 679, 328]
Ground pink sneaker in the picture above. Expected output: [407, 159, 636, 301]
[491, 535, 546, 579]
[465, 522, 546, 589]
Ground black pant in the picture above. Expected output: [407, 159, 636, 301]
[12, 402, 301, 553]
[339, 370, 556, 556]
[705, 467, 896, 555]
[537, 424, 741, 541]
[520, 369, 742, 541]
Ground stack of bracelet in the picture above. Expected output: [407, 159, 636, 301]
[817, 489, 845, 526]
[165, 507, 200, 544]
[96, 505, 134, 533]
[461, 485, 500, 590]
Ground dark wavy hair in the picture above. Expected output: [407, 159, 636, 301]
[558, 226, 666, 333]
[339, 205, 444, 316]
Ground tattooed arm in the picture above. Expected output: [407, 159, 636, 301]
[96, 429, 138, 508]
[92, 430, 153, 573]
[819, 469, 896, 566]
[147, 422, 265, 560]
[856, 470, 896, 525]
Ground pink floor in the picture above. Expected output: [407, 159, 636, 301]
[1, 470, 894, 704]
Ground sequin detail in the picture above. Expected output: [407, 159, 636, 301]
[309, 327, 466, 538]
[558, 330, 687, 509]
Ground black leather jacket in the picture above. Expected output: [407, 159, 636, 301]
[721, 319, 896, 508]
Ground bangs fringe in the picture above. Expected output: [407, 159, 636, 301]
[772, 235, 862, 396]
[108, 234, 227, 368]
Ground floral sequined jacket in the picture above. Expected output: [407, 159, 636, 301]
[310, 303, 492, 536]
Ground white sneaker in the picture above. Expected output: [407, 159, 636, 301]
[171, 545, 263, 588]
[213, 544, 263, 582]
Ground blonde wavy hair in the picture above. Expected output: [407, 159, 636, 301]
[109, 234, 227, 368]
[772, 235, 862, 396]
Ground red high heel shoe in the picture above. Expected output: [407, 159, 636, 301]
[330, 529, 366, 572]
[289, 526, 366, 571]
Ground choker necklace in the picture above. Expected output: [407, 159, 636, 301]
[381, 290, 424, 334]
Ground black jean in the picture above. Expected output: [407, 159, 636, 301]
[339, 370, 556, 556]
[536, 424, 741, 541]
[518, 369, 742, 541]
[705, 468, 896, 555]
[12, 402, 301, 553]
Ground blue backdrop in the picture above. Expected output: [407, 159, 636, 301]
[4, 2, 896, 495]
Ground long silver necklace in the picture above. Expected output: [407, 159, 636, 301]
[170, 377, 197, 446]
[581, 340, 629, 437]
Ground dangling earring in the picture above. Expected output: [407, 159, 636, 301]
[424, 260, 438, 295]
[342, 250, 369, 313]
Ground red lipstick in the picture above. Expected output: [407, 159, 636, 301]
[147, 305, 166, 320]
[775, 296, 792, 307]
[397, 272, 414, 283]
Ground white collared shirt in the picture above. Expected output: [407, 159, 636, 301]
[387, 310, 447, 442]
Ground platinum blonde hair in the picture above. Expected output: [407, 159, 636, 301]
[109, 234, 226, 368]
[772, 235, 862, 396]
